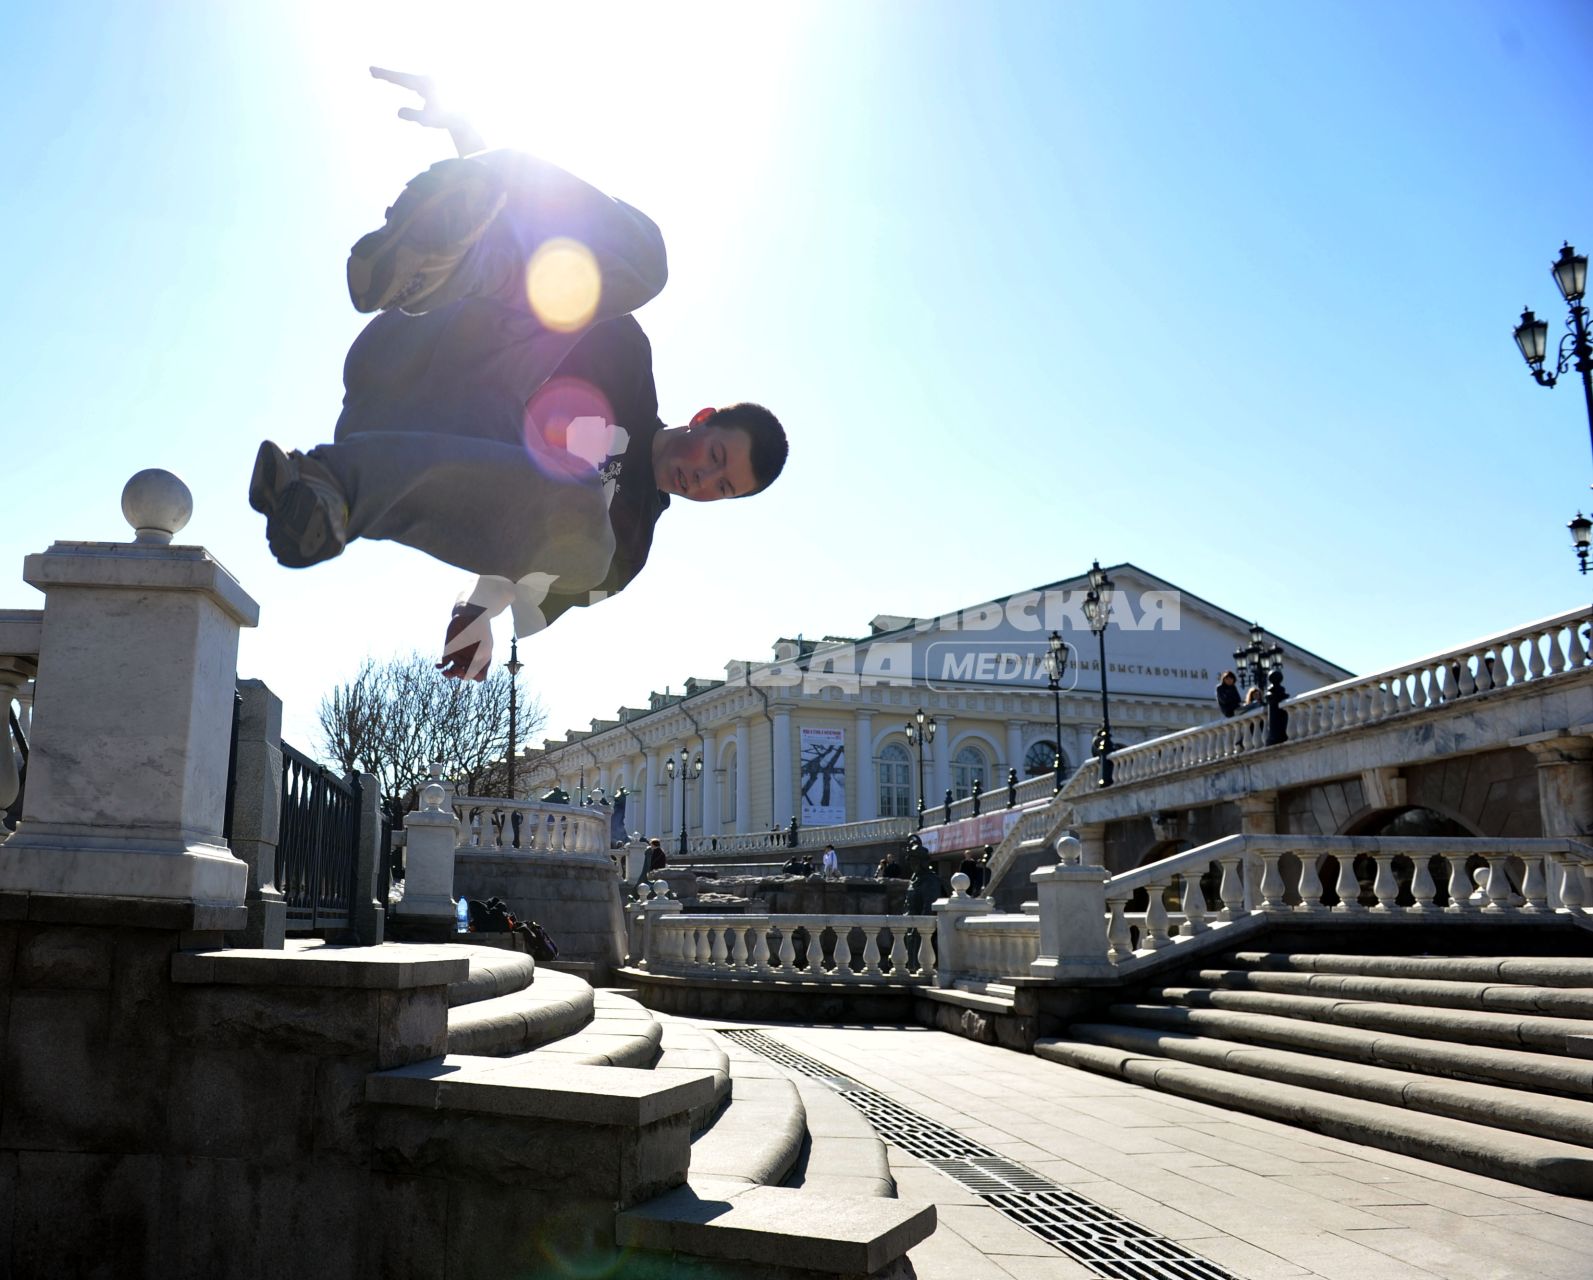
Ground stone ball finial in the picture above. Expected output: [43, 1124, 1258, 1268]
[650, 879, 670, 900]
[421, 783, 446, 811]
[1055, 834, 1082, 865]
[121, 469, 193, 545]
[950, 871, 971, 897]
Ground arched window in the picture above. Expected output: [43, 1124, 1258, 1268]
[1024, 739, 1066, 778]
[952, 744, 990, 798]
[877, 744, 912, 817]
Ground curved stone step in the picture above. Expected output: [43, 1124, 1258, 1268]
[1108, 1002, 1593, 1096]
[1188, 965, 1593, 1018]
[520, 988, 662, 1067]
[445, 947, 538, 1007]
[687, 1039, 808, 1189]
[1230, 951, 1593, 988]
[1068, 1021, 1593, 1147]
[1153, 984, 1593, 1053]
[654, 1016, 731, 1134]
[445, 968, 593, 1057]
[1035, 1036, 1593, 1198]
[786, 1074, 895, 1199]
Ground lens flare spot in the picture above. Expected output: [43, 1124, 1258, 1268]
[525, 237, 602, 332]
[523, 375, 616, 479]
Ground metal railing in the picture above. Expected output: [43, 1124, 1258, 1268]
[277, 742, 361, 931]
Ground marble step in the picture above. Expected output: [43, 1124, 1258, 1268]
[1035, 1036, 1593, 1198]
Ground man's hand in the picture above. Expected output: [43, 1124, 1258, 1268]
[370, 66, 486, 157]
[437, 603, 493, 681]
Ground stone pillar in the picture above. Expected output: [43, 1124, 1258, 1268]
[644, 748, 664, 838]
[1075, 821, 1109, 871]
[224, 679, 287, 949]
[391, 781, 460, 940]
[1520, 733, 1593, 837]
[1238, 792, 1277, 909]
[0, 471, 256, 929]
[1006, 720, 1027, 779]
[932, 872, 994, 987]
[351, 771, 386, 946]
[854, 711, 875, 819]
[734, 721, 751, 832]
[701, 732, 720, 837]
[639, 892, 682, 970]
[771, 708, 793, 827]
[1029, 835, 1114, 980]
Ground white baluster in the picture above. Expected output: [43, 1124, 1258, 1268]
[1141, 883, 1170, 950]
[1370, 854, 1399, 912]
[1481, 856, 1511, 912]
[1568, 622, 1589, 668]
[1181, 872, 1208, 936]
[1547, 627, 1569, 674]
[863, 926, 883, 977]
[1408, 852, 1437, 912]
[1334, 852, 1363, 913]
[889, 926, 909, 977]
[1258, 853, 1287, 910]
[777, 927, 796, 974]
[834, 926, 856, 980]
[1521, 855, 1548, 913]
[1456, 655, 1478, 697]
[1218, 856, 1246, 922]
[1558, 857, 1588, 912]
[1296, 851, 1327, 913]
[1106, 893, 1132, 961]
[751, 925, 771, 974]
[1527, 633, 1548, 679]
[1445, 855, 1476, 912]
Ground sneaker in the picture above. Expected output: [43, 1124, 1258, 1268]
[346, 157, 507, 315]
[251, 444, 350, 568]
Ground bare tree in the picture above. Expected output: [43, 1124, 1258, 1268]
[316, 652, 546, 813]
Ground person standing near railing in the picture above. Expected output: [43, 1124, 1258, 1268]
[1216, 671, 1242, 718]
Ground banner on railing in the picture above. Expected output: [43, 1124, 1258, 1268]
[799, 726, 846, 825]
[920, 808, 1023, 855]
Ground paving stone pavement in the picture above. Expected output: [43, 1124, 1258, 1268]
[689, 1019, 1593, 1280]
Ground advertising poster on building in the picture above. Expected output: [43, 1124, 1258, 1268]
[799, 726, 846, 826]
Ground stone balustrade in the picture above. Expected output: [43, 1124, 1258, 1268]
[453, 794, 609, 854]
[683, 813, 914, 858]
[955, 911, 1042, 981]
[1069, 605, 1593, 791]
[641, 901, 938, 984]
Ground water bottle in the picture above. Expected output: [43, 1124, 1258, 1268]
[454, 896, 469, 933]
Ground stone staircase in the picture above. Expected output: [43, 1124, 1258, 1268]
[369, 943, 931, 1276]
[1037, 950, 1593, 1196]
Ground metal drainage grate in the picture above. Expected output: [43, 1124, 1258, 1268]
[718, 1028, 1238, 1280]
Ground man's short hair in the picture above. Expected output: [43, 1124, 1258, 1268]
[707, 402, 787, 495]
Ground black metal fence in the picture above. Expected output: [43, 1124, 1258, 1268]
[277, 741, 361, 932]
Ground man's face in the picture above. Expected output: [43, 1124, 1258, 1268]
[653, 424, 758, 502]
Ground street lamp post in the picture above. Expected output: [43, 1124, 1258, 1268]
[1082, 561, 1117, 788]
[1513, 242, 1593, 573]
[1044, 630, 1069, 793]
[904, 708, 936, 829]
[663, 746, 702, 859]
[1232, 623, 1284, 698]
[505, 636, 523, 800]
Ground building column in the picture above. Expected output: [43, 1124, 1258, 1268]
[734, 720, 751, 833]
[931, 714, 954, 808]
[700, 731, 719, 836]
[771, 707, 793, 828]
[854, 711, 875, 819]
[1006, 719, 1027, 779]
[1521, 733, 1593, 837]
[645, 747, 665, 838]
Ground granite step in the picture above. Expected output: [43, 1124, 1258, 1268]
[685, 1034, 809, 1190]
[1187, 964, 1593, 1018]
[1106, 1001, 1593, 1096]
[1151, 983, 1593, 1053]
[445, 968, 594, 1057]
[1035, 1036, 1593, 1198]
[654, 1016, 732, 1133]
[1065, 1020, 1593, 1147]
[785, 1073, 896, 1199]
[1230, 951, 1593, 987]
[511, 988, 662, 1068]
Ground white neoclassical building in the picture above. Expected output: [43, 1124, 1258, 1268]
[523, 565, 1350, 843]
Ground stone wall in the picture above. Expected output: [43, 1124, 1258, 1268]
[454, 850, 626, 982]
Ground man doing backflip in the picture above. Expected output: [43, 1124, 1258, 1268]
[250, 69, 787, 679]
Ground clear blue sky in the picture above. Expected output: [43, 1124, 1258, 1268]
[2, 1, 1589, 756]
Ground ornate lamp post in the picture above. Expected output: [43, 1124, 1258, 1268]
[1232, 622, 1283, 697]
[663, 746, 702, 859]
[904, 708, 936, 829]
[1082, 561, 1117, 788]
[1513, 242, 1593, 573]
[1571, 512, 1592, 575]
[504, 636, 523, 799]
[1043, 630, 1069, 793]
